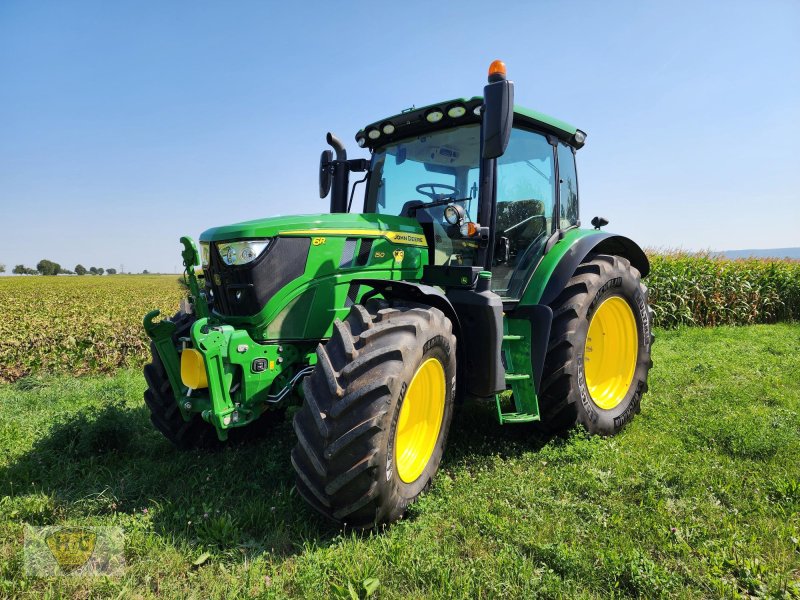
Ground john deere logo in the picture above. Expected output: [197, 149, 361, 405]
[45, 527, 97, 573]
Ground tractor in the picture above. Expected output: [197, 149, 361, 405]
[143, 60, 654, 528]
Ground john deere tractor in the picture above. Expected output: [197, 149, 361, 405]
[143, 60, 653, 528]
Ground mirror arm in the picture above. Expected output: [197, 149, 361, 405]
[346, 159, 369, 172]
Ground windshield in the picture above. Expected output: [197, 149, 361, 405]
[362, 124, 560, 298]
[364, 125, 481, 266]
[364, 124, 480, 217]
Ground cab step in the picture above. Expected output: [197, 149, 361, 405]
[496, 319, 541, 425]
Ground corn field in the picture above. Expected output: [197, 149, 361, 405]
[646, 252, 800, 327]
[0, 254, 798, 382]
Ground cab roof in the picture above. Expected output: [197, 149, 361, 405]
[356, 96, 584, 151]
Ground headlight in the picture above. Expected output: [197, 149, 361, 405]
[216, 240, 271, 266]
[200, 242, 210, 267]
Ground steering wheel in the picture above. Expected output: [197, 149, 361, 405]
[416, 183, 459, 201]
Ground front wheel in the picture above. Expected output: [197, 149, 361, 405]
[291, 301, 457, 528]
[538, 254, 654, 435]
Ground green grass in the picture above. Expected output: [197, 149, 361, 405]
[1, 324, 799, 598]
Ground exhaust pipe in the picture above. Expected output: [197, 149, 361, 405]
[327, 132, 349, 213]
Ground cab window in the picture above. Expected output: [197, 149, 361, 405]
[492, 128, 555, 298]
[558, 143, 579, 228]
[365, 125, 481, 266]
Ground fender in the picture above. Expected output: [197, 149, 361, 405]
[352, 278, 469, 399]
[352, 279, 462, 334]
[525, 231, 649, 308]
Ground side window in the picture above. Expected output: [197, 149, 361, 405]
[492, 128, 555, 298]
[557, 143, 579, 228]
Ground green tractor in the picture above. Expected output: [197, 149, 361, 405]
[143, 60, 653, 528]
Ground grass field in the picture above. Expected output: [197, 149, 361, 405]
[1, 324, 798, 598]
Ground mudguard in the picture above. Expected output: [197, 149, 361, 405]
[352, 279, 471, 399]
[537, 232, 649, 307]
[353, 279, 461, 334]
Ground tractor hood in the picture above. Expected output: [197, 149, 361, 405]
[199, 212, 425, 244]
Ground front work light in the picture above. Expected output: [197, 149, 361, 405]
[447, 104, 466, 118]
[217, 240, 271, 266]
[382, 122, 395, 135]
[444, 204, 466, 226]
[425, 109, 444, 123]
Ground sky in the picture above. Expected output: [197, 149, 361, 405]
[1, 0, 798, 274]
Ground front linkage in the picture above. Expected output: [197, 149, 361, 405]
[143, 237, 310, 441]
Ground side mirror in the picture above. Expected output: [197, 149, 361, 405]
[319, 150, 333, 198]
[495, 236, 510, 264]
[481, 62, 514, 159]
[591, 216, 609, 230]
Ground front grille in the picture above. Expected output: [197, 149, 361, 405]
[205, 237, 311, 317]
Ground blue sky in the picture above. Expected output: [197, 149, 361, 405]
[1, 0, 798, 273]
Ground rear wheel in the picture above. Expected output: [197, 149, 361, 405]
[538, 254, 654, 435]
[291, 301, 456, 528]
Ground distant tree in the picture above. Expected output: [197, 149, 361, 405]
[13, 264, 37, 275]
[75, 264, 87, 276]
[0, 264, 5, 273]
[89, 267, 98, 275]
[36, 259, 61, 276]
[142, 269, 150, 274]
[60, 268, 74, 275]
[106, 268, 117, 275]
[97, 267, 105, 275]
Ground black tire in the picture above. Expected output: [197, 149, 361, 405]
[291, 301, 457, 528]
[143, 311, 282, 449]
[538, 254, 654, 435]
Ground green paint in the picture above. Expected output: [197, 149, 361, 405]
[199, 212, 423, 243]
[518, 228, 598, 306]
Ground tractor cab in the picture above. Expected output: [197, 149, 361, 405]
[327, 60, 587, 304]
[360, 112, 582, 301]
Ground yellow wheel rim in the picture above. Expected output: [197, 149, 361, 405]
[394, 357, 446, 484]
[583, 296, 638, 410]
